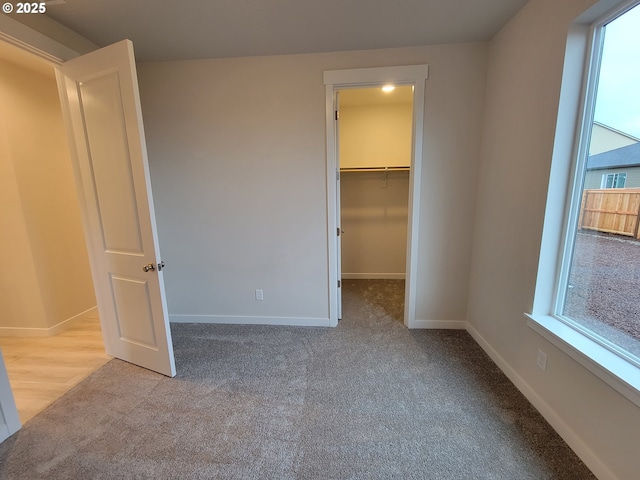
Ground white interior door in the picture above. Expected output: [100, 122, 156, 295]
[57, 40, 176, 377]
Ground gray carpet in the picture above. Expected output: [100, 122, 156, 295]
[0, 280, 595, 479]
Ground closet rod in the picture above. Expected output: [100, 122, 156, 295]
[340, 166, 410, 173]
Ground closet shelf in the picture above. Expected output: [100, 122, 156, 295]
[340, 166, 410, 173]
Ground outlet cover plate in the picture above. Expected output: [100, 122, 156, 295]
[537, 349, 548, 371]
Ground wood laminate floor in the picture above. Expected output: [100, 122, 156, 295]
[0, 316, 111, 424]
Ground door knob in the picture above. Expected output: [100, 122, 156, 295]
[143, 263, 156, 272]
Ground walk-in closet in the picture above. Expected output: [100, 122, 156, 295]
[338, 85, 413, 321]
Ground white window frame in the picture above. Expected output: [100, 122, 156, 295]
[526, 0, 640, 408]
[600, 172, 627, 188]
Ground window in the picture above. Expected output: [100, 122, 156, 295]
[600, 172, 627, 188]
[527, 0, 640, 407]
[561, 3, 640, 363]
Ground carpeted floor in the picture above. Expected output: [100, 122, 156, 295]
[0, 280, 595, 479]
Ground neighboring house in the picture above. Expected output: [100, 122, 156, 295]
[589, 121, 639, 155]
[585, 141, 640, 189]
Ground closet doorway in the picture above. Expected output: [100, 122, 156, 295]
[324, 64, 429, 328]
[338, 85, 413, 324]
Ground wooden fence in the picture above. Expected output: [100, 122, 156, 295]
[579, 189, 640, 238]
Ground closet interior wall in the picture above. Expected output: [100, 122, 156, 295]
[0, 46, 95, 335]
[339, 86, 412, 279]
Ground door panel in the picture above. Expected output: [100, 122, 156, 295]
[58, 40, 176, 377]
[110, 275, 157, 348]
[80, 72, 144, 254]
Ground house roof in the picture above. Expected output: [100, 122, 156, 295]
[28, 0, 529, 62]
[587, 141, 640, 170]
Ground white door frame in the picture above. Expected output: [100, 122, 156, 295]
[324, 65, 428, 328]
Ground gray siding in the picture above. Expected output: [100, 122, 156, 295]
[584, 166, 640, 189]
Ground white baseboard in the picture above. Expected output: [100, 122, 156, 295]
[410, 319, 467, 329]
[342, 273, 406, 280]
[170, 314, 332, 327]
[48, 306, 99, 336]
[0, 326, 49, 338]
[0, 306, 98, 338]
[465, 323, 617, 480]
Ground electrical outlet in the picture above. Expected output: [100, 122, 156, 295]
[537, 349, 548, 371]
[255, 289, 264, 301]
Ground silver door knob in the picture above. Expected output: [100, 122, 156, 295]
[143, 263, 156, 272]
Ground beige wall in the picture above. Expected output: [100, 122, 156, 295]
[0, 115, 47, 329]
[339, 94, 412, 278]
[138, 42, 486, 324]
[0, 58, 95, 331]
[339, 102, 413, 168]
[467, 0, 640, 478]
[341, 172, 408, 277]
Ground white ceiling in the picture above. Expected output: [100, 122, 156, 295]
[42, 0, 529, 62]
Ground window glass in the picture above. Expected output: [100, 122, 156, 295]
[562, 4, 640, 362]
[616, 172, 627, 187]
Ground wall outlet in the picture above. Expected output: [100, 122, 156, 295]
[537, 349, 548, 371]
[255, 289, 264, 301]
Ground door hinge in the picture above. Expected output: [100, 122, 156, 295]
[336, 169, 340, 181]
[335, 110, 339, 120]
[337, 227, 341, 236]
[338, 280, 341, 288]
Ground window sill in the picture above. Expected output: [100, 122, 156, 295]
[526, 313, 640, 408]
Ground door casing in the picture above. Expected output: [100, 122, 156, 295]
[324, 65, 428, 328]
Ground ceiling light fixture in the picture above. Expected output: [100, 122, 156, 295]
[381, 85, 395, 93]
